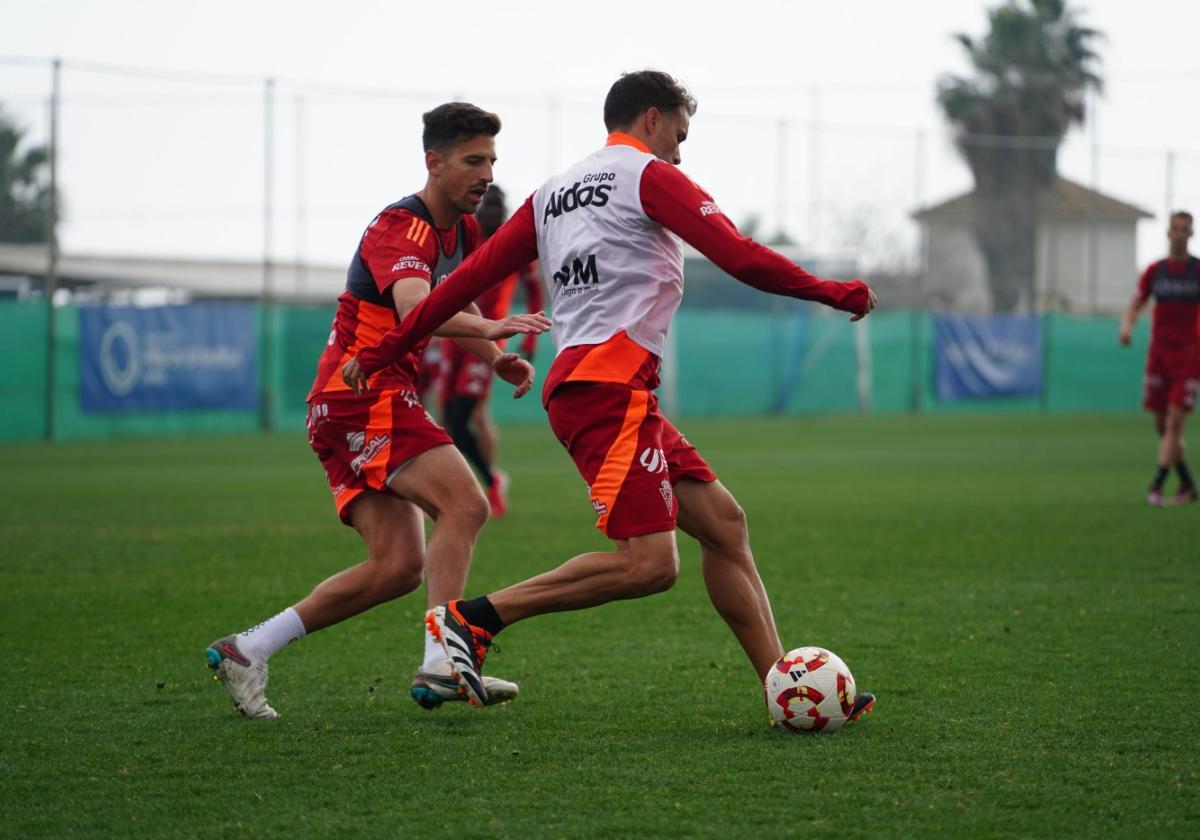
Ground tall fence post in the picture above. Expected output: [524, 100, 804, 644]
[261, 76, 275, 432]
[43, 57, 61, 441]
[1165, 149, 1176, 219]
[910, 308, 923, 413]
[1039, 310, 1053, 414]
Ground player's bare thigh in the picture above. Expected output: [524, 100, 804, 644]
[385, 442, 488, 520]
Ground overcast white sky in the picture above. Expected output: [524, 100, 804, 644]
[2, 0, 1198, 271]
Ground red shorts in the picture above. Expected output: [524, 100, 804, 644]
[546, 382, 717, 540]
[1144, 351, 1200, 413]
[438, 340, 494, 405]
[307, 387, 453, 524]
[1144, 368, 1200, 413]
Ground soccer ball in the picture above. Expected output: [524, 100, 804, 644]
[765, 646, 857, 733]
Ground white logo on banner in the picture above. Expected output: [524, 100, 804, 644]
[99, 320, 141, 396]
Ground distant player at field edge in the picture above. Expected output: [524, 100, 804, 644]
[1119, 210, 1200, 506]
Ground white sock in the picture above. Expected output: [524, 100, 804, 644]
[237, 607, 306, 661]
[422, 627, 447, 670]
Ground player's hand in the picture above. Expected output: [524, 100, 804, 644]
[519, 331, 538, 362]
[850, 286, 877, 322]
[341, 357, 368, 396]
[1118, 326, 1132, 346]
[492, 352, 535, 399]
[484, 311, 551, 342]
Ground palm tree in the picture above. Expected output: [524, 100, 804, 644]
[0, 106, 53, 243]
[937, 0, 1102, 311]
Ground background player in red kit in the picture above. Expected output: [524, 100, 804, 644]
[1119, 210, 1200, 506]
[203, 103, 550, 718]
[438, 184, 543, 516]
[344, 71, 878, 718]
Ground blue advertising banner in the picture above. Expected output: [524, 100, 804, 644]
[79, 303, 258, 412]
[933, 313, 1042, 400]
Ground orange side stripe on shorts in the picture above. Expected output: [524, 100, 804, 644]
[590, 389, 650, 534]
[363, 390, 395, 489]
[335, 486, 365, 516]
[564, 331, 652, 385]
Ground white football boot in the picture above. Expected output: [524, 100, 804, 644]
[205, 635, 279, 719]
[410, 659, 519, 709]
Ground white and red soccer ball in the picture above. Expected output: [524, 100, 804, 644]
[765, 646, 858, 733]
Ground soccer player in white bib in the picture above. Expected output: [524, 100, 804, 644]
[344, 72, 878, 717]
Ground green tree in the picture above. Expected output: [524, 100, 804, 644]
[937, 0, 1102, 311]
[0, 106, 53, 243]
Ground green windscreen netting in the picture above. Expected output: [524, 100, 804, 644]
[0, 300, 1152, 442]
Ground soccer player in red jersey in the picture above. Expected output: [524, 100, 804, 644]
[343, 72, 878, 721]
[1119, 210, 1200, 506]
[438, 184, 544, 516]
[203, 103, 550, 718]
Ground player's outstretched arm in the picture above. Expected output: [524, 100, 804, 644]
[424, 298, 551, 342]
[639, 161, 876, 319]
[352, 198, 541, 379]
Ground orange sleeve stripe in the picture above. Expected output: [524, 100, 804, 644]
[417, 220, 431, 248]
[564, 331, 652, 385]
[590, 389, 649, 534]
[363, 390, 395, 488]
[404, 216, 432, 248]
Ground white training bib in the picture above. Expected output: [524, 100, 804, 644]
[533, 143, 684, 358]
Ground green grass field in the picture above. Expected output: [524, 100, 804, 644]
[2, 413, 1198, 837]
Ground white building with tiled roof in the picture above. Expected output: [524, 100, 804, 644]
[913, 178, 1153, 313]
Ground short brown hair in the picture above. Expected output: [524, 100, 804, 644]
[422, 102, 501, 152]
[603, 71, 697, 131]
[1170, 210, 1193, 225]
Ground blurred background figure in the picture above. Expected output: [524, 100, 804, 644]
[438, 185, 543, 516]
[1119, 211, 1200, 506]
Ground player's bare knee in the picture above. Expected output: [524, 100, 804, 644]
[365, 545, 423, 599]
[389, 563, 424, 598]
[720, 500, 749, 543]
[371, 560, 422, 600]
[453, 486, 490, 533]
[627, 540, 680, 595]
[697, 498, 750, 554]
